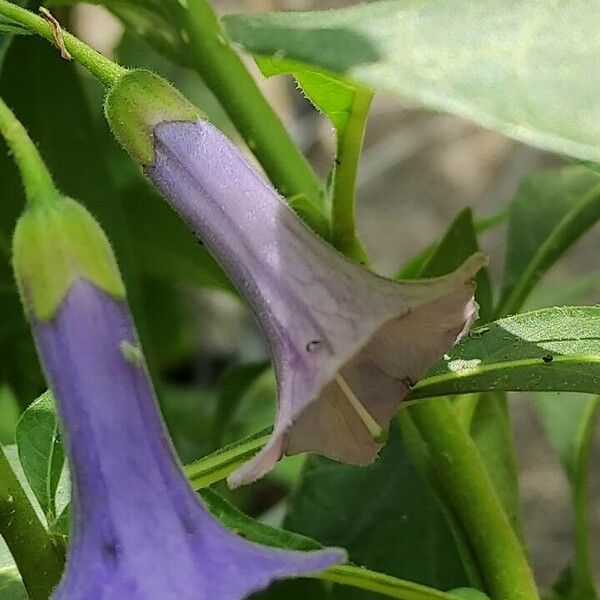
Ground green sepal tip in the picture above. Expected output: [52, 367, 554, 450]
[105, 69, 202, 165]
[12, 196, 126, 321]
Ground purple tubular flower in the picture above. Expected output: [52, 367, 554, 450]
[29, 279, 344, 599]
[142, 118, 486, 488]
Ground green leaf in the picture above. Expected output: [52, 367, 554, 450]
[15, 391, 64, 524]
[397, 210, 508, 281]
[257, 56, 363, 136]
[212, 361, 269, 446]
[535, 393, 600, 600]
[0, 386, 19, 445]
[0, 566, 28, 600]
[226, 1, 600, 163]
[497, 166, 600, 316]
[284, 426, 471, 596]
[203, 488, 466, 600]
[411, 306, 600, 399]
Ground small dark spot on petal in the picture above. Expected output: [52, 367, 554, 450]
[103, 540, 118, 562]
[542, 354, 553, 364]
[306, 340, 321, 352]
[179, 513, 197, 535]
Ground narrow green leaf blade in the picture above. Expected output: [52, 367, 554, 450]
[411, 306, 600, 399]
[498, 166, 600, 316]
[15, 392, 64, 523]
[225, 1, 600, 163]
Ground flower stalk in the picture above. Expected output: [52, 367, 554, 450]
[331, 87, 372, 260]
[0, 94, 56, 206]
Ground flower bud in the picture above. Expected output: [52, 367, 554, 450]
[12, 197, 125, 321]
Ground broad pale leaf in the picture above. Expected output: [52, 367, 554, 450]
[225, 0, 600, 163]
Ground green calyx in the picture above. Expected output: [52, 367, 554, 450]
[12, 196, 126, 321]
[105, 69, 202, 165]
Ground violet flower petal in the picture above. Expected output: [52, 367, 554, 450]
[32, 280, 344, 600]
[144, 119, 486, 488]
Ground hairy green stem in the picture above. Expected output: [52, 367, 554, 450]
[0, 95, 56, 205]
[185, 427, 271, 490]
[331, 88, 372, 260]
[183, 0, 322, 206]
[0, 446, 64, 600]
[0, 0, 125, 86]
[408, 399, 539, 600]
